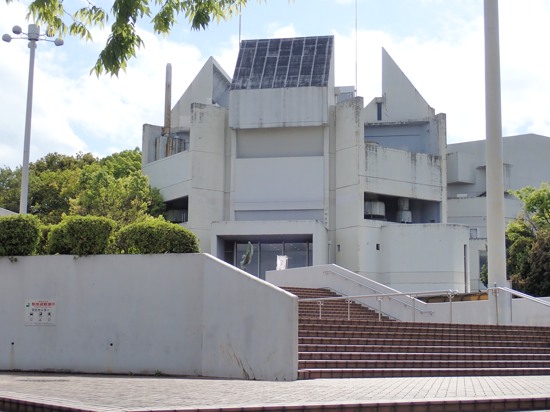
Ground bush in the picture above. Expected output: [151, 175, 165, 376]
[47, 215, 116, 256]
[0, 214, 41, 256]
[36, 224, 52, 255]
[114, 217, 199, 254]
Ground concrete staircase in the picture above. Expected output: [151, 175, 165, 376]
[283, 286, 550, 379]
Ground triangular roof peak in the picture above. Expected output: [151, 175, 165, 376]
[171, 56, 232, 128]
[380, 48, 435, 122]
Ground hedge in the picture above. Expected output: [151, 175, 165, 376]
[47, 215, 116, 256]
[0, 214, 41, 256]
[114, 218, 199, 254]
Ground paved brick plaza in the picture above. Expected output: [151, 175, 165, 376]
[1, 373, 550, 411]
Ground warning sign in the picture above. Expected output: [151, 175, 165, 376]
[25, 300, 56, 326]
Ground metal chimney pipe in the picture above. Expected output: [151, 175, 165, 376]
[163, 63, 172, 136]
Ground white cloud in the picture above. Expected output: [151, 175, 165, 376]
[334, 1, 550, 143]
[1, 0, 549, 170]
[0, 3, 210, 168]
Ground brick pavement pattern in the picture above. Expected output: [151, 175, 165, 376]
[1, 373, 550, 411]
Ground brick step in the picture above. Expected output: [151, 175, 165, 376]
[298, 329, 550, 342]
[300, 312, 378, 322]
[300, 317, 550, 333]
[283, 286, 336, 294]
[299, 305, 378, 312]
[298, 359, 550, 369]
[298, 367, 550, 379]
[298, 351, 550, 361]
[293, 292, 340, 298]
[299, 336, 550, 347]
[299, 316, 382, 322]
[299, 301, 376, 307]
[299, 343, 550, 354]
[289, 287, 550, 380]
[298, 322, 550, 337]
[298, 305, 377, 313]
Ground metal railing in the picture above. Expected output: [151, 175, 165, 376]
[300, 289, 458, 321]
[321, 270, 436, 319]
[489, 286, 550, 324]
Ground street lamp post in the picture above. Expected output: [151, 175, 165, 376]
[3, 24, 63, 214]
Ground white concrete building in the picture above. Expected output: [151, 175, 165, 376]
[447, 133, 550, 290]
[143, 36, 470, 293]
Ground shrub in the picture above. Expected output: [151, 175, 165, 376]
[114, 217, 199, 254]
[36, 224, 52, 255]
[0, 214, 41, 256]
[47, 215, 116, 255]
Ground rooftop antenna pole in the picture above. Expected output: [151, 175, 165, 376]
[163, 63, 172, 137]
[355, 0, 358, 95]
[238, 3, 242, 44]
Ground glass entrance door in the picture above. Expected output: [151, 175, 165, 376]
[227, 239, 312, 279]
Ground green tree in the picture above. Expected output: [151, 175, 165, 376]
[30, 152, 97, 174]
[70, 163, 162, 226]
[526, 232, 550, 296]
[0, 166, 21, 213]
[5, 0, 255, 76]
[100, 148, 142, 179]
[0, 150, 164, 226]
[510, 183, 550, 234]
[506, 183, 550, 296]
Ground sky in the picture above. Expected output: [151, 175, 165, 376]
[0, 0, 549, 169]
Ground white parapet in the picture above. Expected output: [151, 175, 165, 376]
[0, 254, 298, 380]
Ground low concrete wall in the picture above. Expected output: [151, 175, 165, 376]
[267, 264, 550, 326]
[0, 254, 298, 380]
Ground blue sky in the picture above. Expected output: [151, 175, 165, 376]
[1, 0, 549, 169]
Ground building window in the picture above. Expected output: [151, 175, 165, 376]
[470, 228, 478, 239]
[164, 196, 189, 223]
[226, 240, 313, 279]
[376, 102, 382, 121]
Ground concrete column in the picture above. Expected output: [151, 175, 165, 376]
[484, 0, 511, 324]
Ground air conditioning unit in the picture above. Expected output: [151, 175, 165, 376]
[364, 201, 385, 219]
[396, 210, 412, 224]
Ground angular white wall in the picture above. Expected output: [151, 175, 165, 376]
[0, 254, 298, 380]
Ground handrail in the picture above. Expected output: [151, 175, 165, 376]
[491, 286, 550, 309]
[320, 270, 437, 315]
[300, 289, 459, 321]
[299, 290, 457, 303]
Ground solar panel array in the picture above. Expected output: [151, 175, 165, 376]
[230, 36, 333, 90]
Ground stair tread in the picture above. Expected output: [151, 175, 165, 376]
[281, 286, 550, 380]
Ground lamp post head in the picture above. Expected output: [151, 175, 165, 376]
[54, 38, 64, 47]
[12, 25, 22, 35]
[2, 33, 12, 43]
[27, 24, 40, 41]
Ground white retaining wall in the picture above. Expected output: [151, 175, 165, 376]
[267, 265, 550, 326]
[0, 254, 298, 380]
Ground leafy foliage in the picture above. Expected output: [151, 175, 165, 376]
[527, 232, 550, 296]
[0, 214, 41, 256]
[47, 215, 116, 256]
[114, 217, 199, 254]
[510, 183, 550, 234]
[0, 166, 21, 213]
[6, 0, 255, 76]
[506, 183, 550, 296]
[0, 149, 164, 226]
[479, 264, 488, 288]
